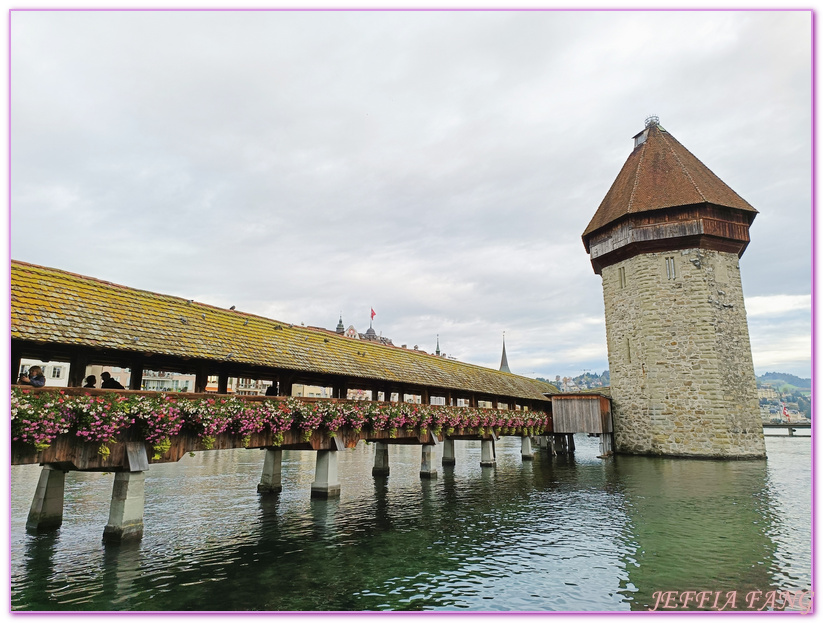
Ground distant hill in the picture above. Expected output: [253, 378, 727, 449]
[757, 372, 811, 390]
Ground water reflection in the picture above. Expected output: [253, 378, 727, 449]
[9, 436, 810, 612]
[100, 540, 142, 609]
[613, 456, 778, 610]
[19, 532, 60, 610]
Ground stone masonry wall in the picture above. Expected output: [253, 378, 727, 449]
[602, 248, 766, 458]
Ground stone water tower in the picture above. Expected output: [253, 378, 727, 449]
[582, 118, 766, 458]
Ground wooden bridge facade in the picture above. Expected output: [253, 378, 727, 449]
[12, 260, 615, 545]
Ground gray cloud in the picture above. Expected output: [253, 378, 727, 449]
[10, 9, 812, 379]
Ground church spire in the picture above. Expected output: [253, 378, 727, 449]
[436, 334, 441, 356]
[336, 313, 345, 334]
[499, 333, 511, 374]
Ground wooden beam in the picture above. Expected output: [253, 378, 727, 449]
[194, 364, 209, 394]
[129, 359, 144, 391]
[279, 373, 294, 397]
[333, 379, 349, 399]
[68, 351, 89, 387]
[11, 343, 23, 386]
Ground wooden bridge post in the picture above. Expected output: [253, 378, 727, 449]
[521, 436, 534, 461]
[258, 448, 283, 493]
[480, 439, 495, 467]
[279, 374, 294, 397]
[333, 380, 348, 400]
[195, 365, 209, 394]
[598, 434, 614, 457]
[372, 442, 390, 477]
[102, 471, 146, 544]
[11, 343, 22, 386]
[26, 465, 66, 533]
[68, 352, 89, 387]
[420, 445, 437, 479]
[129, 360, 144, 390]
[442, 438, 455, 465]
[217, 371, 229, 394]
[311, 450, 341, 499]
[553, 434, 567, 454]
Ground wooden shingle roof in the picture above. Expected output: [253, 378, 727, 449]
[11, 260, 557, 402]
[583, 123, 757, 240]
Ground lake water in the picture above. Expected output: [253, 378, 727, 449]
[9, 433, 812, 612]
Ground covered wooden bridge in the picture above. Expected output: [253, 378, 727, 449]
[11, 260, 612, 544]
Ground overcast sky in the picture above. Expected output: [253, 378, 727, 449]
[9, 9, 813, 380]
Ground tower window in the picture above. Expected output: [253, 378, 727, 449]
[665, 257, 676, 280]
[618, 266, 627, 289]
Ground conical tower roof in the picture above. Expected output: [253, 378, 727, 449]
[583, 121, 757, 243]
[499, 336, 511, 374]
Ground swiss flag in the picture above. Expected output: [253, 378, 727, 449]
[370, 308, 376, 320]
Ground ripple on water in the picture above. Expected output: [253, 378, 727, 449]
[10, 435, 811, 611]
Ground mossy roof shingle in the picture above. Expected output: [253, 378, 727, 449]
[11, 260, 557, 402]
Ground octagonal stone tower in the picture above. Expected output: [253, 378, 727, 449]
[582, 118, 766, 458]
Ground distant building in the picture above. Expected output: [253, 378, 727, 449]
[336, 316, 394, 346]
[758, 386, 778, 400]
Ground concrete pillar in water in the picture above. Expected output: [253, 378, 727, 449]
[26, 465, 66, 533]
[258, 448, 283, 493]
[103, 471, 146, 544]
[372, 442, 390, 477]
[480, 439, 495, 467]
[420, 445, 437, 479]
[521, 436, 534, 461]
[311, 450, 341, 499]
[442, 438, 455, 466]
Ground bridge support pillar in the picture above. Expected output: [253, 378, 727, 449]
[442, 438, 455, 466]
[553, 434, 567, 454]
[372, 442, 389, 477]
[103, 471, 145, 544]
[598, 434, 614, 457]
[311, 450, 341, 499]
[26, 465, 66, 533]
[420, 445, 437, 479]
[480, 439, 495, 467]
[521, 436, 534, 461]
[258, 448, 283, 493]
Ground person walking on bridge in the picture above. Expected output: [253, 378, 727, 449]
[101, 371, 125, 389]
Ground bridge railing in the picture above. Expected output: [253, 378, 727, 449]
[11, 387, 551, 470]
